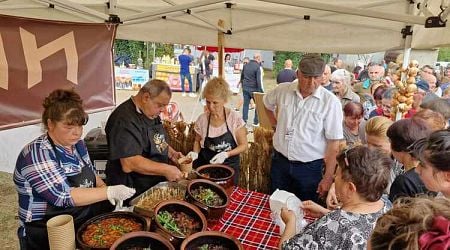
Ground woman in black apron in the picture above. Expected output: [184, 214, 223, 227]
[189, 77, 248, 185]
[14, 89, 135, 250]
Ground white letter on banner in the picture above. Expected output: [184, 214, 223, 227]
[20, 28, 78, 89]
[0, 33, 7, 90]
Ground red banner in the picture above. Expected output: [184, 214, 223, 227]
[0, 14, 117, 130]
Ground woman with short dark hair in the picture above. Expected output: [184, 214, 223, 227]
[412, 129, 450, 199]
[14, 89, 135, 250]
[342, 102, 365, 147]
[280, 146, 392, 249]
[386, 118, 434, 201]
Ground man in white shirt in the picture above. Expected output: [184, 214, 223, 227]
[263, 54, 343, 203]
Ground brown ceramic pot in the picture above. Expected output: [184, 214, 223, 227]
[186, 179, 229, 221]
[110, 231, 175, 250]
[153, 200, 207, 248]
[180, 231, 244, 250]
[196, 164, 235, 195]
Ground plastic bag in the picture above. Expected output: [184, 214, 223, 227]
[269, 189, 308, 234]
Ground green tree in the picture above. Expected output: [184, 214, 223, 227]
[273, 52, 331, 77]
[114, 40, 174, 68]
[438, 47, 450, 61]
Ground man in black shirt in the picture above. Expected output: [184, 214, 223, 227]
[276, 59, 297, 84]
[105, 79, 184, 202]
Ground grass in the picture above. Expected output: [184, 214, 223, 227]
[0, 171, 19, 249]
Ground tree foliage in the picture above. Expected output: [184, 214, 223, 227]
[273, 51, 331, 76]
[437, 47, 450, 61]
[113, 40, 174, 68]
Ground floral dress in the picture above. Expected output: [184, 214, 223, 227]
[282, 197, 392, 250]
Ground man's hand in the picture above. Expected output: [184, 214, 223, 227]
[317, 175, 333, 198]
[164, 164, 184, 182]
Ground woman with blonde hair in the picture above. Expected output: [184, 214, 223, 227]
[187, 77, 247, 184]
[370, 197, 450, 250]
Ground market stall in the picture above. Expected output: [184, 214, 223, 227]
[151, 63, 198, 92]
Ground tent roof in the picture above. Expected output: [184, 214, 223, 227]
[1, 0, 449, 53]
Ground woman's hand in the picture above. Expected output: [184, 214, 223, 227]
[301, 200, 330, 218]
[281, 207, 296, 225]
[326, 182, 341, 209]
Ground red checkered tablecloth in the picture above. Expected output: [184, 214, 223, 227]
[209, 187, 281, 250]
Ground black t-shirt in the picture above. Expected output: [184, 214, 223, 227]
[105, 98, 166, 194]
[389, 168, 434, 202]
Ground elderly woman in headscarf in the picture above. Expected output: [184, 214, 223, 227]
[331, 69, 360, 107]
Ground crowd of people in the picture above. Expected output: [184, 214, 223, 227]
[12, 53, 450, 249]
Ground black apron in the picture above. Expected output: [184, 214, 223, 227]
[194, 109, 240, 184]
[19, 136, 100, 250]
[128, 118, 168, 199]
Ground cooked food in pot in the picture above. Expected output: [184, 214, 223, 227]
[156, 210, 201, 237]
[81, 217, 143, 248]
[192, 186, 224, 207]
[199, 168, 231, 179]
[136, 186, 185, 211]
[197, 244, 230, 250]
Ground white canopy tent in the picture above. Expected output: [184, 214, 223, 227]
[0, 0, 449, 53]
[1, 0, 449, 173]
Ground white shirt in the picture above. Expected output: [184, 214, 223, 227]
[263, 82, 343, 162]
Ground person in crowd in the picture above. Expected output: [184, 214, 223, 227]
[241, 53, 263, 127]
[321, 64, 333, 91]
[385, 62, 399, 86]
[352, 65, 362, 81]
[14, 89, 135, 250]
[342, 102, 365, 147]
[276, 59, 297, 84]
[187, 77, 247, 184]
[199, 50, 215, 82]
[423, 73, 442, 97]
[370, 197, 450, 250]
[411, 129, 450, 199]
[224, 53, 233, 68]
[419, 64, 435, 81]
[330, 57, 343, 73]
[178, 48, 195, 97]
[368, 84, 388, 118]
[386, 119, 433, 202]
[105, 79, 184, 203]
[370, 87, 396, 119]
[421, 97, 450, 125]
[264, 54, 343, 202]
[280, 146, 392, 249]
[331, 69, 360, 106]
[413, 109, 447, 131]
[354, 63, 386, 102]
[443, 86, 450, 98]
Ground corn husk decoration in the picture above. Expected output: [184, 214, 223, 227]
[239, 127, 273, 194]
[391, 61, 418, 120]
[163, 120, 196, 155]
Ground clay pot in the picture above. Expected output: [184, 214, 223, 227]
[180, 231, 244, 250]
[110, 231, 174, 250]
[153, 200, 207, 248]
[186, 179, 229, 221]
[195, 164, 235, 195]
[76, 212, 148, 250]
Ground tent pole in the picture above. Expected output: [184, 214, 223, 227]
[218, 19, 225, 78]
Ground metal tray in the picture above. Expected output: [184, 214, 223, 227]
[130, 181, 187, 218]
